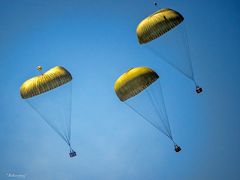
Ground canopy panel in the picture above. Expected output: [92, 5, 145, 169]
[114, 67, 159, 101]
[136, 8, 184, 44]
[20, 66, 72, 99]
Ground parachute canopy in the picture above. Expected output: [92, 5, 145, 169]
[136, 8, 184, 44]
[20, 66, 72, 99]
[114, 67, 159, 102]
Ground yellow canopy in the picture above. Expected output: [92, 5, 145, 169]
[20, 66, 72, 99]
[114, 67, 159, 101]
[136, 8, 184, 44]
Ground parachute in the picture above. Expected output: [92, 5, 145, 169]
[137, 8, 184, 44]
[20, 66, 76, 157]
[136, 8, 203, 94]
[114, 67, 181, 152]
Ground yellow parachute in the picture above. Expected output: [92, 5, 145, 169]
[136, 8, 184, 44]
[20, 66, 72, 99]
[114, 67, 159, 101]
[114, 67, 181, 152]
[136, 8, 203, 93]
[20, 66, 76, 157]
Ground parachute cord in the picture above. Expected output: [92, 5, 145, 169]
[124, 102, 172, 140]
[58, 82, 72, 146]
[42, 73, 70, 145]
[67, 82, 73, 144]
[146, 46, 194, 81]
[157, 83, 173, 137]
[45, 74, 69, 144]
[182, 23, 197, 84]
[147, 87, 172, 137]
[171, 139, 177, 146]
[146, 89, 169, 134]
[26, 101, 70, 145]
[146, 89, 172, 138]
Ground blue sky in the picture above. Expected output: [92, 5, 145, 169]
[0, 0, 240, 179]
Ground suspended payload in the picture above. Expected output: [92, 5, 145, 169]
[136, 8, 203, 94]
[114, 67, 181, 152]
[20, 66, 76, 157]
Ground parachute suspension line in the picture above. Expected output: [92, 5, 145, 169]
[62, 82, 72, 146]
[146, 87, 169, 131]
[145, 46, 194, 81]
[67, 82, 75, 157]
[67, 82, 73, 144]
[146, 89, 167, 131]
[60, 82, 72, 146]
[182, 24, 203, 93]
[152, 92, 172, 139]
[26, 101, 70, 145]
[124, 102, 172, 140]
[145, 89, 172, 139]
[156, 82, 173, 139]
[149, 86, 170, 131]
[41, 74, 70, 145]
[61, 82, 72, 145]
[150, 83, 181, 152]
[182, 23, 196, 83]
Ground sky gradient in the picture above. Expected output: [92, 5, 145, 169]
[0, 0, 240, 179]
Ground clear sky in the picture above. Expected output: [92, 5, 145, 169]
[0, 0, 240, 179]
